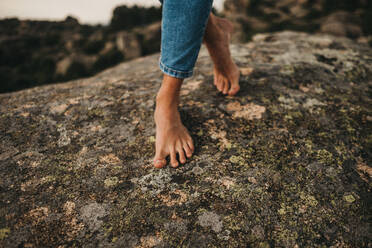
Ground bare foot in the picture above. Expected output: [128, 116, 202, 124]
[204, 14, 240, 96]
[153, 76, 194, 168]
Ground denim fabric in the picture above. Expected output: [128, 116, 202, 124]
[159, 0, 213, 78]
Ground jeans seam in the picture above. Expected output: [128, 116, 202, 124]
[159, 58, 193, 78]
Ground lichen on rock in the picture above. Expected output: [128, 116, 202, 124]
[198, 211, 223, 233]
[80, 202, 108, 232]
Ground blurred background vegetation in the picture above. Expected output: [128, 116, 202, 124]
[0, 5, 162, 93]
[0, 0, 371, 93]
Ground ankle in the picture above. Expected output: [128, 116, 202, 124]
[155, 95, 180, 124]
[156, 91, 179, 109]
[156, 74, 183, 106]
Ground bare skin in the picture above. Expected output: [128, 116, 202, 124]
[153, 13, 240, 168]
[204, 14, 240, 96]
[153, 75, 195, 168]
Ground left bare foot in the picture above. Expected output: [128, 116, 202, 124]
[153, 75, 194, 168]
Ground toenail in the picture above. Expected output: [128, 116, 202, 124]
[154, 159, 165, 166]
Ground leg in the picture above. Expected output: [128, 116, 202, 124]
[159, 0, 214, 77]
[204, 13, 240, 96]
[154, 0, 213, 168]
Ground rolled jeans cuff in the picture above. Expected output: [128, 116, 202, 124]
[159, 58, 193, 79]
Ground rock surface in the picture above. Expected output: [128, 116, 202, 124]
[0, 31, 371, 247]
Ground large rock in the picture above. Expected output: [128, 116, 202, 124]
[116, 31, 142, 60]
[223, 0, 371, 42]
[0, 31, 371, 247]
[320, 11, 363, 38]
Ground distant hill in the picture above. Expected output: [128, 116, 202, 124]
[0, 5, 162, 93]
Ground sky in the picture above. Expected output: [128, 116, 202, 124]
[0, 0, 225, 25]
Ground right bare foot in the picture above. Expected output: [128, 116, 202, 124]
[153, 76, 194, 168]
[204, 14, 240, 96]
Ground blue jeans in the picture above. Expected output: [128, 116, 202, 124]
[159, 0, 214, 78]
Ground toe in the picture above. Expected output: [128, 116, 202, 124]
[216, 82, 222, 92]
[186, 138, 195, 153]
[213, 68, 218, 86]
[222, 80, 229, 95]
[217, 78, 224, 92]
[153, 151, 167, 168]
[154, 159, 166, 168]
[183, 142, 193, 158]
[170, 148, 179, 168]
[228, 84, 240, 96]
[177, 146, 187, 164]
